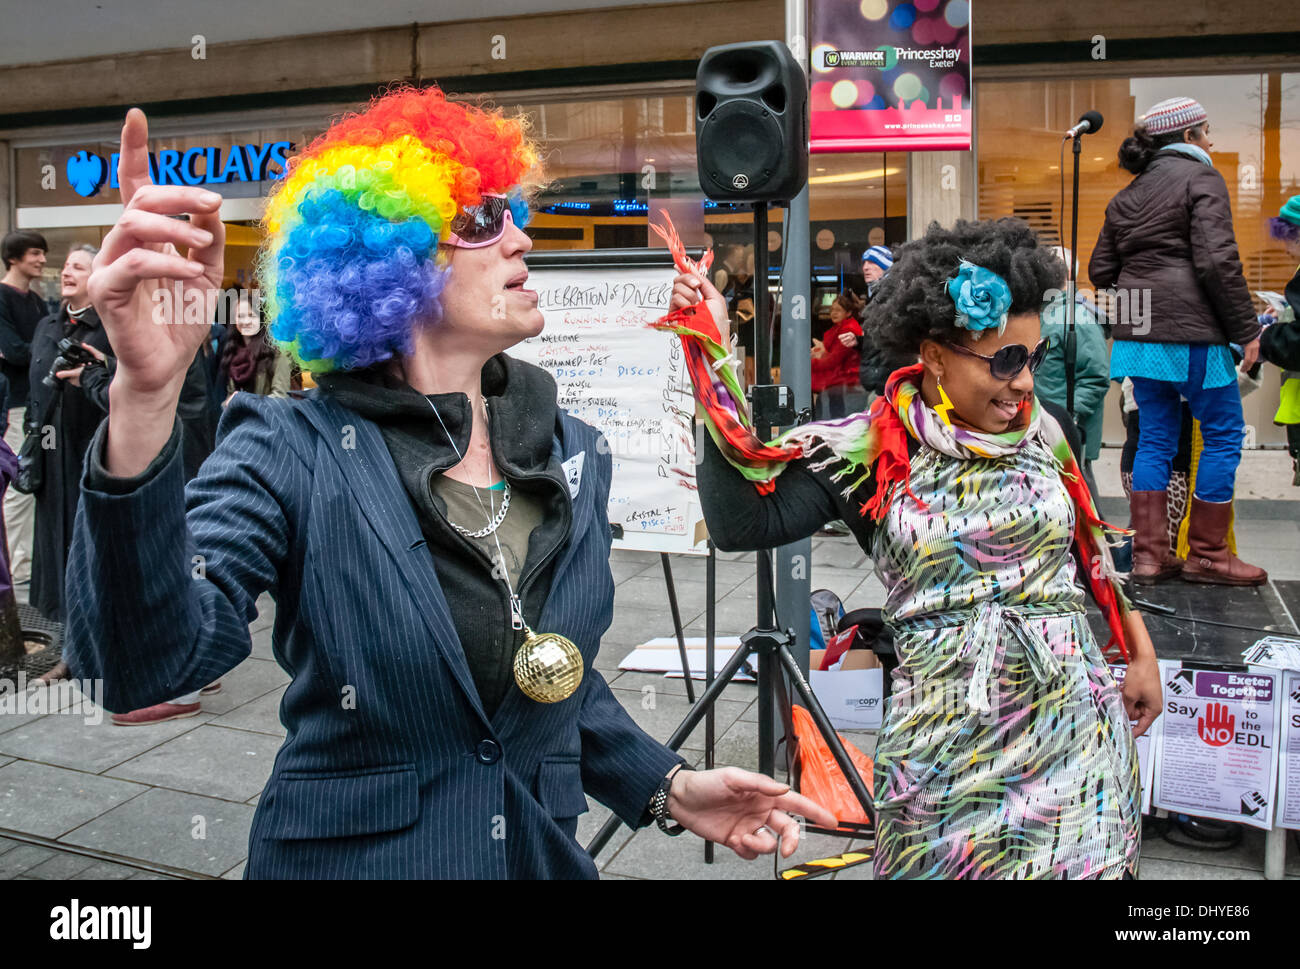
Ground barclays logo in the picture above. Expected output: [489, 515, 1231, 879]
[60, 140, 292, 198]
[67, 150, 108, 198]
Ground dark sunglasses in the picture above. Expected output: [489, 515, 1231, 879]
[945, 337, 1049, 381]
[445, 194, 512, 248]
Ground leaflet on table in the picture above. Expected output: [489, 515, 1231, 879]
[1151, 660, 1280, 830]
[1110, 664, 1158, 815]
[1241, 636, 1300, 672]
[1280, 670, 1300, 831]
[1255, 290, 1295, 321]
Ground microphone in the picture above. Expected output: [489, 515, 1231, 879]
[1064, 111, 1104, 139]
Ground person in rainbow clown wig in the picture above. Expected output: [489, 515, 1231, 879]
[63, 85, 835, 879]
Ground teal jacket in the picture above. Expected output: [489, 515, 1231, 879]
[1038, 294, 1110, 462]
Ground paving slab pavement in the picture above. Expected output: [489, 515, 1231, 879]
[0, 473, 1295, 880]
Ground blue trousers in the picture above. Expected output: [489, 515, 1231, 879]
[1130, 345, 1244, 503]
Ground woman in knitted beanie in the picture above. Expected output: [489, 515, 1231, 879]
[1091, 97, 1266, 587]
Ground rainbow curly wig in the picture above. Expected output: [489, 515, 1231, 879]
[259, 85, 542, 373]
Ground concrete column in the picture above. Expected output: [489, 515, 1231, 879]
[0, 141, 11, 239]
[906, 149, 976, 239]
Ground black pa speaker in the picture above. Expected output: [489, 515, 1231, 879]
[695, 40, 808, 203]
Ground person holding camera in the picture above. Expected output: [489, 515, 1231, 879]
[670, 218, 1161, 879]
[26, 244, 112, 625]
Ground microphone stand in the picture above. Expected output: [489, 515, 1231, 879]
[1065, 130, 1082, 430]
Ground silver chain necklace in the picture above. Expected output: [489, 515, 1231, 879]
[425, 395, 527, 630]
[448, 478, 511, 538]
[424, 390, 584, 704]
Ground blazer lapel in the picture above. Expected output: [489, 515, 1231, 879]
[545, 424, 597, 588]
[298, 395, 490, 726]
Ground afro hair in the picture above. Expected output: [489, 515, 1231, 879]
[864, 218, 1066, 356]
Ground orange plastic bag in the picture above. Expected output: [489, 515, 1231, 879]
[791, 704, 875, 825]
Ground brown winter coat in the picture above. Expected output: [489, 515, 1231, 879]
[1089, 151, 1261, 347]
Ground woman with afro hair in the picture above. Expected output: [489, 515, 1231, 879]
[669, 217, 1163, 879]
[63, 86, 834, 878]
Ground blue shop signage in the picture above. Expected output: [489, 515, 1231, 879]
[65, 140, 292, 198]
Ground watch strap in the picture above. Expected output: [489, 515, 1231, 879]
[651, 764, 691, 835]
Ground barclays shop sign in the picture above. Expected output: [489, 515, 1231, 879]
[64, 140, 293, 198]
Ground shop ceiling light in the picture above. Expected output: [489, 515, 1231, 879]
[808, 167, 901, 185]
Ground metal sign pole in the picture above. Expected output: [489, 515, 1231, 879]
[779, 0, 813, 679]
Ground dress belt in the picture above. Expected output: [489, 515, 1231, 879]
[893, 601, 1081, 715]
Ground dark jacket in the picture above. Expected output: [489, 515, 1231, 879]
[1037, 295, 1110, 462]
[0, 283, 49, 410]
[64, 354, 682, 879]
[1260, 265, 1300, 372]
[25, 305, 114, 621]
[315, 357, 574, 719]
[1090, 151, 1261, 347]
[177, 347, 218, 480]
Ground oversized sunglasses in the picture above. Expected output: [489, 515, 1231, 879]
[945, 337, 1049, 381]
[444, 193, 513, 248]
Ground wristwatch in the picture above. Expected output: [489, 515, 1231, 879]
[649, 764, 691, 836]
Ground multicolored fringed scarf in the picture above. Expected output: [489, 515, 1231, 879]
[651, 298, 1134, 662]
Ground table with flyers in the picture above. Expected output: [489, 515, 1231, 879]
[1116, 639, 1300, 880]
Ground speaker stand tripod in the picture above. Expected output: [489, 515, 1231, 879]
[586, 200, 876, 863]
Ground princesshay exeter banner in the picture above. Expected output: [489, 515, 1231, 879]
[810, 0, 972, 152]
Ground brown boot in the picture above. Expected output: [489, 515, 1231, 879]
[1181, 498, 1267, 586]
[1129, 490, 1184, 584]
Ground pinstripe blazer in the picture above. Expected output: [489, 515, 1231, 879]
[65, 387, 683, 878]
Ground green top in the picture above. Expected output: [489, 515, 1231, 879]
[429, 475, 544, 591]
[1038, 294, 1111, 462]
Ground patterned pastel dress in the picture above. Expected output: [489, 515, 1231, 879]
[664, 290, 1143, 879]
[869, 432, 1142, 879]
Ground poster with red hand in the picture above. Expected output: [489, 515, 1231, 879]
[1151, 661, 1281, 831]
[1280, 671, 1300, 831]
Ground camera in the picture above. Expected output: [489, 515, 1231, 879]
[42, 337, 103, 388]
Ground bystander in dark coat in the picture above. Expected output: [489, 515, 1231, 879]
[25, 303, 113, 620]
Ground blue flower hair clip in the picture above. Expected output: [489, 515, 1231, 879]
[947, 260, 1013, 337]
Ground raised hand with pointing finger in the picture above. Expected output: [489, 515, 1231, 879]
[88, 108, 225, 477]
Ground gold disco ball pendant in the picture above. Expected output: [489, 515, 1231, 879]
[513, 628, 584, 703]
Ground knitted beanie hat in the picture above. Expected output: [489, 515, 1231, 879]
[1140, 97, 1208, 136]
[1279, 195, 1300, 227]
[861, 245, 894, 272]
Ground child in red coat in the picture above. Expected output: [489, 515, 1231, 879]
[812, 291, 867, 418]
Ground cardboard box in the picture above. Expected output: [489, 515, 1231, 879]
[808, 648, 884, 730]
